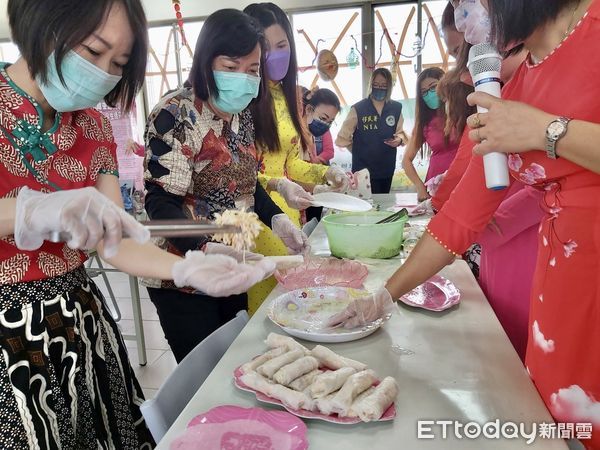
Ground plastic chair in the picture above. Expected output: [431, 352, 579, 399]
[140, 310, 250, 443]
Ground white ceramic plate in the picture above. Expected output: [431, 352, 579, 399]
[267, 286, 389, 343]
[311, 192, 372, 212]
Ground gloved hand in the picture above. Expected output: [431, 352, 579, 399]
[409, 198, 435, 216]
[326, 287, 396, 329]
[14, 186, 150, 258]
[271, 213, 309, 255]
[313, 184, 332, 195]
[324, 166, 351, 192]
[276, 178, 314, 210]
[172, 251, 276, 297]
[424, 171, 446, 197]
[203, 242, 264, 262]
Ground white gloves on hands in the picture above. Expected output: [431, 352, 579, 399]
[313, 184, 332, 195]
[14, 186, 150, 258]
[172, 251, 276, 297]
[326, 287, 396, 329]
[324, 166, 351, 192]
[409, 198, 435, 216]
[276, 178, 314, 210]
[271, 213, 309, 255]
[203, 242, 264, 262]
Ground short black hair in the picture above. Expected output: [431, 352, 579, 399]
[190, 9, 267, 103]
[488, 0, 577, 51]
[8, 0, 148, 111]
[308, 88, 340, 112]
[244, 3, 310, 153]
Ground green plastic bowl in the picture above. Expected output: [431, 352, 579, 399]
[322, 211, 408, 259]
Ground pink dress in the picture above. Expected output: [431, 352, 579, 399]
[423, 115, 459, 181]
[477, 183, 544, 360]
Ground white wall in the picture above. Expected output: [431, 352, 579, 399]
[0, 0, 364, 40]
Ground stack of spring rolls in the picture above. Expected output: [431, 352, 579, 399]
[238, 333, 398, 422]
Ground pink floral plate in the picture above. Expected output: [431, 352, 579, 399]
[169, 405, 308, 450]
[399, 275, 461, 312]
[274, 258, 368, 291]
[233, 366, 396, 425]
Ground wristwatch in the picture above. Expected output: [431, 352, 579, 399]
[545, 116, 571, 159]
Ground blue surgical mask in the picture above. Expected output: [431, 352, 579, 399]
[371, 87, 387, 102]
[212, 71, 261, 114]
[36, 50, 122, 112]
[308, 118, 330, 137]
[422, 89, 440, 110]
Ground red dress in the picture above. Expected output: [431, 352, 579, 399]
[0, 67, 119, 284]
[428, 3, 600, 447]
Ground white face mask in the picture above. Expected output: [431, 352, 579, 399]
[454, 0, 492, 45]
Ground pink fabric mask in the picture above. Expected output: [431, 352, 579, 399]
[454, 0, 491, 45]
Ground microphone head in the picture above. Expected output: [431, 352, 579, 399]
[468, 43, 501, 76]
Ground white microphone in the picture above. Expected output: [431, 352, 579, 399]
[468, 43, 509, 190]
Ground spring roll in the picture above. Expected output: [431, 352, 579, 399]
[330, 370, 377, 416]
[265, 333, 309, 353]
[353, 376, 398, 422]
[288, 369, 322, 391]
[257, 349, 304, 379]
[273, 356, 319, 386]
[311, 345, 367, 371]
[314, 392, 337, 415]
[240, 347, 287, 374]
[241, 372, 312, 411]
[310, 367, 356, 399]
[347, 387, 376, 418]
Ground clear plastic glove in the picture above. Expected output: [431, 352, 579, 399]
[203, 242, 264, 262]
[14, 186, 150, 258]
[172, 251, 276, 297]
[326, 287, 396, 329]
[313, 184, 332, 195]
[424, 171, 446, 197]
[409, 198, 435, 216]
[271, 213, 309, 255]
[276, 178, 314, 210]
[324, 166, 351, 192]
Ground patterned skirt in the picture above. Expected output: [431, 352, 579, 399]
[0, 267, 154, 449]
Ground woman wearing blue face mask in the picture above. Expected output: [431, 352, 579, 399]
[402, 67, 460, 202]
[304, 88, 341, 166]
[336, 68, 407, 194]
[0, 1, 280, 446]
[142, 9, 305, 362]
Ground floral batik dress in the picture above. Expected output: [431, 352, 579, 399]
[0, 64, 153, 449]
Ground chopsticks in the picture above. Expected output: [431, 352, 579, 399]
[375, 208, 408, 224]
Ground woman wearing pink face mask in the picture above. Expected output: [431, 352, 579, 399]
[332, 1, 600, 446]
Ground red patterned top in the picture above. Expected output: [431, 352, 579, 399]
[0, 65, 119, 285]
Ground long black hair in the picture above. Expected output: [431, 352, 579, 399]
[412, 67, 446, 150]
[488, 0, 579, 52]
[8, 0, 148, 111]
[244, 3, 309, 153]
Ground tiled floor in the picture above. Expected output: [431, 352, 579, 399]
[90, 268, 176, 401]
